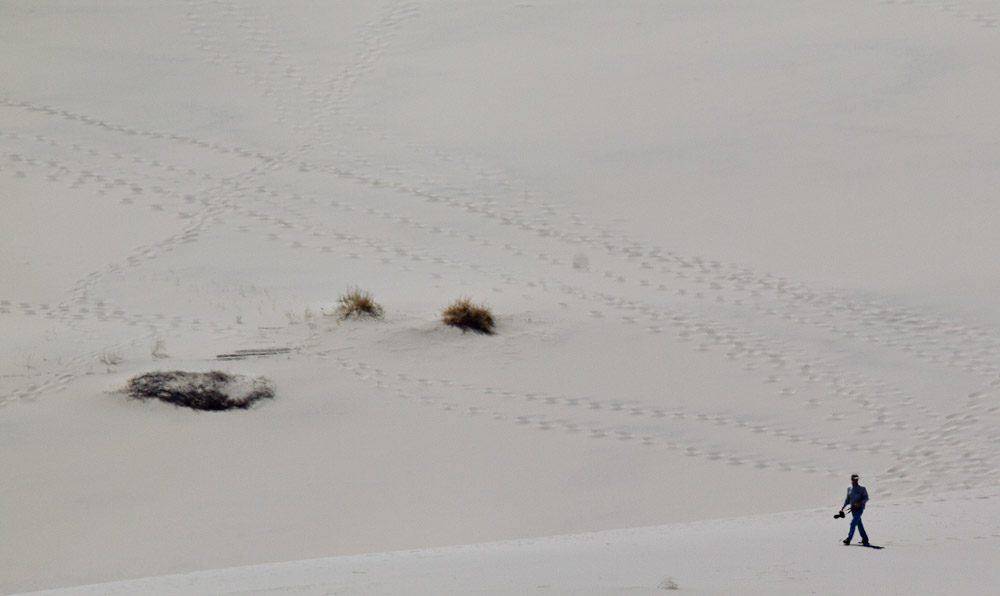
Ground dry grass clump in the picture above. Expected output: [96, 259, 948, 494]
[334, 286, 384, 320]
[441, 297, 495, 334]
[126, 370, 274, 411]
[657, 576, 679, 590]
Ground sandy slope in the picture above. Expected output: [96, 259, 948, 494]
[3, 1, 1000, 594]
[13, 487, 1000, 596]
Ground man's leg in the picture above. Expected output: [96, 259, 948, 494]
[854, 510, 868, 543]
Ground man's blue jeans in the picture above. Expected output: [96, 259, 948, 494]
[847, 508, 868, 542]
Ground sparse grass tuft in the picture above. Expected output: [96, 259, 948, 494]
[99, 351, 123, 372]
[441, 297, 495, 334]
[334, 286, 384, 320]
[126, 370, 274, 411]
[151, 339, 169, 360]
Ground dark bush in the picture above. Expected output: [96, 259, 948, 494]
[441, 298, 496, 335]
[126, 370, 274, 411]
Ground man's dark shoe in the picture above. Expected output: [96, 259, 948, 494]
[861, 540, 869, 546]
[843, 539, 851, 545]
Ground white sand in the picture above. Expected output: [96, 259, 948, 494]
[3, 1, 999, 594]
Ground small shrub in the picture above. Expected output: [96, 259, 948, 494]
[151, 339, 168, 360]
[126, 370, 274, 411]
[334, 286, 384, 320]
[441, 297, 495, 334]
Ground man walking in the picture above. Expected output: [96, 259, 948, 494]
[840, 473, 869, 545]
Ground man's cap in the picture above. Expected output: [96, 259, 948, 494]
[851, 474, 859, 479]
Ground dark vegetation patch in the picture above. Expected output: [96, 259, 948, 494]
[126, 370, 274, 411]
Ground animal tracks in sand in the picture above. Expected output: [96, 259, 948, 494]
[881, 0, 1000, 29]
[323, 340, 995, 493]
[3, 1, 999, 501]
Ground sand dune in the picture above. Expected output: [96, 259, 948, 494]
[3, 1, 999, 594]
